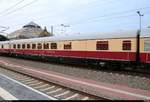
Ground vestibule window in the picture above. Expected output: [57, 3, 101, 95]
[122, 40, 131, 50]
[96, 41, 109, 50]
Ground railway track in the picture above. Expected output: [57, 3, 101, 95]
[1, 56, 150, 78]
[0, 67, 105, 100]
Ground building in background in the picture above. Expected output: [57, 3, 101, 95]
[7, 21, 53, 40]
[0, 35, 9, 41]
[39, 26, 51, 37]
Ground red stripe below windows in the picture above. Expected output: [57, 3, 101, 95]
[0, 49, 150, 63]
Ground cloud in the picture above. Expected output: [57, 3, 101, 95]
[0, 0, 150, 35]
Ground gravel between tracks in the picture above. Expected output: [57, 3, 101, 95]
[0, 56, 150, 91]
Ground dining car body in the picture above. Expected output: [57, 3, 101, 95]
[0, 28, 150, 70]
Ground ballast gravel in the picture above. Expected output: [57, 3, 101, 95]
[0, 56, 150, 91]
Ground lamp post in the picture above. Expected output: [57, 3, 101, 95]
[136, 11, 144, 65]
[137, 11, 144, 33]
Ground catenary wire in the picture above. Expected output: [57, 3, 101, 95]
[0, 0, 25, 15]
[0, 0, 38, 16]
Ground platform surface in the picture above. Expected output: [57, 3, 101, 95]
[0, 73, 57, 100]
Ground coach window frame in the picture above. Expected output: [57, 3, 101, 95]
[32, 43, 36, 49]
[96, 41, 109, 50]
[37, 43, 42, 49]
[51, 43, 57, 49]
[13, 44, 16, 49]
[1, 45, 4, 49]
[64, 42, 72, 50]
[22, 44, 26, 49]
[122, 40, 131, 51]
[44, 43, 49, 49]
[17, 44, 21, 49]
[27, 44, 30, 49]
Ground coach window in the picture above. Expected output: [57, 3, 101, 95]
[64, 42, 72, 50]
[122, 40, 131, 50]
[32, 44, 36, 49]
[2, 45, 4, 49]
[44, 43, 49, 49]
[13, 44, 16, 49]
[17, 44, 21, 49]
[27, 44, 30, 49]
[37, 43, 42, 49]
[96, 41, 109, 50]
[51, 43, 57, 49]
[22, 44, 25, 49]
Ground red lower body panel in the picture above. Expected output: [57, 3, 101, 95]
[0, 49, 150, 63]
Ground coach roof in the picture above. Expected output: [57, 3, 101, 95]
[7, 28, 150, 44]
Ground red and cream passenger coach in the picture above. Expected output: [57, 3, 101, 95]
[0, 29, 150, 69]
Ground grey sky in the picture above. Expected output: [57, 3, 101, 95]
[0, 0, 150, 36]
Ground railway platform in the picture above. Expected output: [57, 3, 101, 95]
[0, 59, 150, 100]
[0, 72, 57, 100]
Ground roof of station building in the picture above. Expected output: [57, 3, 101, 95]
[23, 21, 41, 28]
